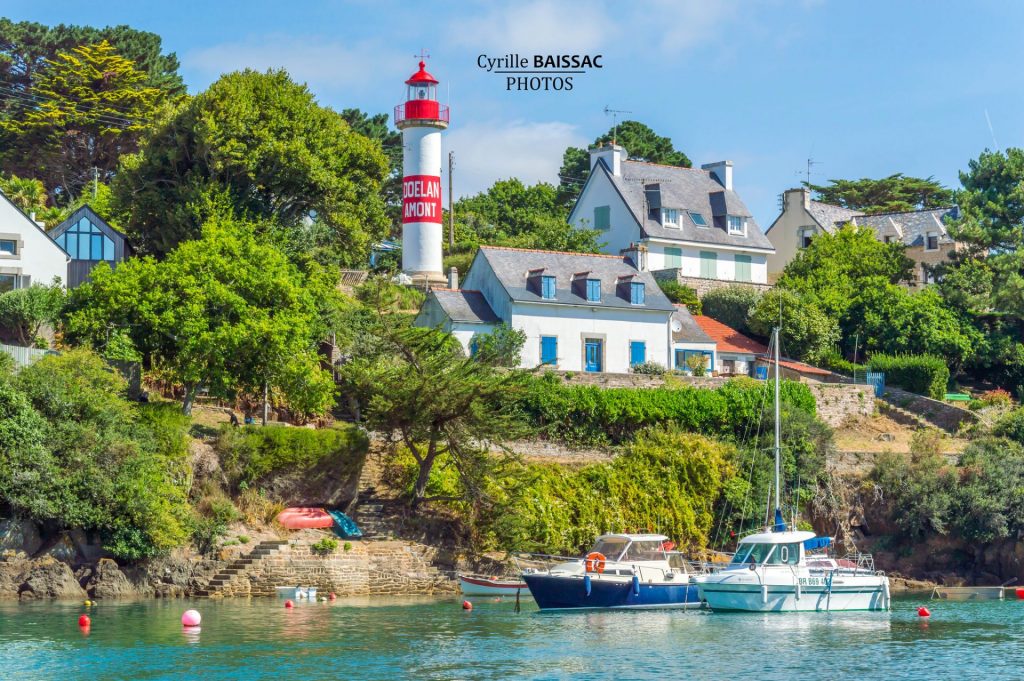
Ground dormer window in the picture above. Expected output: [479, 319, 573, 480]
[661, 208, 679, 227]
[925, 232, 939, 251]
[586, 278, 601, 302]
[630, 281, 645, 305]
[541, 275, 556, 299]
[727, 215, 746, 236]
[688, 211, 708, 227]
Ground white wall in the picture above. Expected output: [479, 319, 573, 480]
[644, 240, 768, 283]
[510, 301, 671, 373]
[0, 196, 68, 289]
[765, 189, 818, 281]
[461, 253, 512, 321]
[716, 352, 757, 376]
[568, 168, 639, 257]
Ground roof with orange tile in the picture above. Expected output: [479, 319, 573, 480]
[691, 315, 768, 355]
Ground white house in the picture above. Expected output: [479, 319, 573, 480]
[671, 305, 716, 373]
[568, 144, 774, 285]
[414, 245, 675, 373]
[0, 191, 69, 293]
[765, 188, 960, 285]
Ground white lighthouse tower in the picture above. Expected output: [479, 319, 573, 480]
[394, 58, 449, 285]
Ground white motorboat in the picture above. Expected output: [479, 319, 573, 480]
[694, 327, 890, 613]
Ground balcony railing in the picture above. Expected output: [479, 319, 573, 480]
[394, 102, 450, 126]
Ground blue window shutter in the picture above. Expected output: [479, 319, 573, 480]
[594, 206, 610, 230]
[540, 336, 557, 365]
[586, 279, 601, 302]
[630, 282, 645, 305]
[630, 341, 646, 366]
[542, 275, 556, 299]
[664, 247, 682, 269]
[735, 254, 752, 282]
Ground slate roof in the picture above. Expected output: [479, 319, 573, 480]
[807, 200, 863, 233]
[428, 289, 500, 324]
[672, 305, 714, 343]
[601, 160, 775, 251]
[692, 315, 768, 355]
[849, 208, 958, 248]
[476, 245, 675, 312]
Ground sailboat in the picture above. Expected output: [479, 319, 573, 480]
[694, 328, 891, 612]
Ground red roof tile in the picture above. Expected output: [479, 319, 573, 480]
[762, 357, 832, 376]
[692, 316, 768, 355]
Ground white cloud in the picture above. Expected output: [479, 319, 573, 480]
[183, 37, 408, 92]
[448, 0, 609, 54]
[445, 120, 587, 197]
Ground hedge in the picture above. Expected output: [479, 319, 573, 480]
[216, 423, 369, 489]
[511, 374, 816, 445]
[867, 353, 949, 400]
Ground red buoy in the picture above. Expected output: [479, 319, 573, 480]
[284, 599, 294, 609]
[1015, 588, 1024, 600]
[78, 614, 91, 627]
[462, 600, 472, 611]
[917, 606, 931, 617]
[328, 592, 336, 601]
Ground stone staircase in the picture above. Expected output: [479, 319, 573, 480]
[194, 539, 289, 597]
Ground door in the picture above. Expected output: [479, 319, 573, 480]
[585, 339, 603, 372]
[734, 254, 752, 282]
[699, 251, 717, 279]
[664, 247, 682, 269]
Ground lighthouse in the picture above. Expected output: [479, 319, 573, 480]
[394, 58, 449, 285]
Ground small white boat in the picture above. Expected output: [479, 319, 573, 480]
[458, 574, 527, 596]
[932, 586, 1005, 601]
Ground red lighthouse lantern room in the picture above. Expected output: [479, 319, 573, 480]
[395, 61, 449, 129]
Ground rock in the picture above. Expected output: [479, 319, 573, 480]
[19, 556, 87, 600]
[86, 558, 136, 599]
[0, 559, 29, 600]
[41, 534, 79, 563]
[0, 518, 42, 557]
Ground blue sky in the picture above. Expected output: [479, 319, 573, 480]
[7, 1, 1024, 226]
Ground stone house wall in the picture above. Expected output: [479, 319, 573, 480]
[651, 269, 773, 297]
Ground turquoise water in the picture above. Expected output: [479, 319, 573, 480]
[2, 594, 1023, 680]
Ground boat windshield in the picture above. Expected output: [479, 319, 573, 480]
[590, 537, 630, 561]
[731, 543, 775, 565]
[622, 540, 666, 562]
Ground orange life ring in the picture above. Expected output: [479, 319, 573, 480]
[585, 551, 606, 574]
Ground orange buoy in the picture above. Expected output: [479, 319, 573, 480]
[284, 599, 294, 609]
[462, 600, 473, 610]
[917, 606, 931, 617]
[78, 614, 91, 627]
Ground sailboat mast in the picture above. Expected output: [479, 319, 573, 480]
[773, 326, 781, 514]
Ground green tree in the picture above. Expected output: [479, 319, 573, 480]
[656, 280, 701, 314]
[472, 323, 526, 367]
[0, 41, 164, 204]
[0, 281, 64, 347]
[809, 174, 954, 213]
[747, 289, 839, 363]
[700, 285, 762, 335]
[64, 220, 339, 416]
[112, 69, 390, 266]
[939, 149, 1024, 393]
[339, 325, 528, 506]
[558, 121, 691, 205]
[341, 108, 402, 234]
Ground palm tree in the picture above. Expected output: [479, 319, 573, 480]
[0, 173, 48, 214]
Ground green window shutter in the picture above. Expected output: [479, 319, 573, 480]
[664, 247, 682, 269]
[594, 205, 610, 230]
[735, 254, 752, 282]
[700, 251, 717, 279]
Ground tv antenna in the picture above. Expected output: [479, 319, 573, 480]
[604, 106, 632, 145]
[797, 157, 820, 189]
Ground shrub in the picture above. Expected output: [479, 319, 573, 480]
[311, 537, 339, 554]
[685, 353, 708, 376]
[354, 278, 425, 311]
[216, 423, 369, 490]
[657, 280, 701, 314]
[820, 352, 866, 377]
[631, 361, 666, 376]
[994, 408, 1024, 445]
[700, 285, 762, 334]
[236, 487, 286, 525]
[980, 388, 1013, 407]
[867, 353, 949, 400]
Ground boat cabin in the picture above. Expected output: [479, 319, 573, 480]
[728, 530, 817, 568]
[590, 534, 670, 564]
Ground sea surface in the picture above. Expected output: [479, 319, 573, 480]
[1, 593, 1023, 680]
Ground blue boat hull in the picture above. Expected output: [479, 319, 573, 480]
[523, 573, 703, 610]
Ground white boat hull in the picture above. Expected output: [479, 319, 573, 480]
[459, 575, 527, 597]
[698, 583, 888, 612]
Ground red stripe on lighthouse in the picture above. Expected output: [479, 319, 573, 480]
[402, 174, 442, 224]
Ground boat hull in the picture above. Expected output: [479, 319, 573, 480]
[459, 575, 528, 597]
[524, 573, 702, 610]
[698, 581, 889, 612]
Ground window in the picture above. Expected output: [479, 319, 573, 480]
[593, 205, 610, 231]
[630, 281, 645, 305]
[0, 239, 16, 256]
[630, 341, 646, 367]
[677, 349, 712, 373]
[734, 254, 752, 282]
[586, 278, 601, 302]
[926, 232, 939, 251]
[540, 336, 558, 365]
[799, 228, 814, 249]
[883, 235, 894, 244]
[0, 273, 16, 293]
[699, 251, 717, 279]
[661, 208, 679, 227]
[664, 247, 682, 269]
[469, 337, 480, 357]
[541, 275, 556, 299]
[53, 216, 115, 261]
[727, 215, 746, 235]
[688, 211, 708, 227]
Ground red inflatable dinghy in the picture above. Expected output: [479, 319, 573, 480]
[276, 507, 333, 529]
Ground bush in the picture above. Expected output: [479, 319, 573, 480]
[216, 423, 369, 490]
[510, 373, 816, 445]
[354, 278, 425, 311]
[631, 361, 666, 375]
[821, 352, 866, 377]
[995, 408, 1024, 445]
[700, 285, 762, 334]
[685, 353, 708, 376]
[867, 353, 949, 400]
[980, 388, 1013, 407]
[311, 537, 339, 554]
[657, 280, 701, 314]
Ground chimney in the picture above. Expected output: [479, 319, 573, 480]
[590, 143, 627, 176]
[784, 187, 810, 212]
[447, 267, 459, 290]
[701, 160, 733, 190]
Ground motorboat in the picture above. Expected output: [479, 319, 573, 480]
[931, 586, 1006, 601]
[522, 533, 703, 610]
[459, 574, 528, 596]
[694, 327, 890, 613]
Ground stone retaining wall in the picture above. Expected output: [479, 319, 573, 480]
[881, 386, 977, 434]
